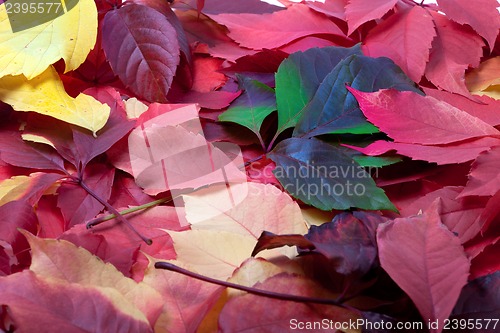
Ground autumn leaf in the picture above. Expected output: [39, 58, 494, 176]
[349, 88, 500, 144]
[0, 67, 110, 134]
[459, 146, 500, 198]
[377, 204, 470, 333]
[0, 172, 62, 206]
[268, 138, 396, 211]
[274, 45, 362, 136]
[209, 4, 346, 50]
[345, 0, 398, 35]
[102, 2, 180, 103]
[0, 0, 97, 79]
[362, 6, 436, 82]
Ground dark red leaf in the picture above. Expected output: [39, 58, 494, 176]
[0, 131, 66, 173]
[57, 163, 115, 228]
[0, 201, 37, 260]
[102, 3, 180, 103]
[251, 231, 316, 257]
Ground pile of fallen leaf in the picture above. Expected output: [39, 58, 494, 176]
[0, 0, 499, 332]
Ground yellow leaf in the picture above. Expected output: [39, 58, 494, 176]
[124, 97, 149, 119]
[0, 175, 31, 205]
[168, 229, 256, 280]
[0, 66, 110, 133]
[0, 0, 97, 79]
[22, 231, 164, 326]
[466, 57, 500, 92]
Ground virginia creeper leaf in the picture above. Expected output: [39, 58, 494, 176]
[306, 0, 347, 20]
[267, 138, 396, 211]
[362, 6, 436, 82]
[275, 45, 362, 135]
[436, 0, 500, 50]
[0, 200, 37, 261]
[459, 146, 500, 198]
[349, 88, 500, 144]
[210, 4, 346, 50]
[425, 12, 484, 97]
[0, 0, 97, 79]
[219, 273, 361, 333]
[294, 55, 421, 137]
[102, 3, 180, 103]
[176, 0, 282, 14]
[57, 163, 115, 228]
[24, 233, 164, 327]
[143, 261, 224, 333]
[377, 205, 470, 332]
[0, 271, 153, 333]
[0, 67, 110, 134]
[466, 57, 500, 93]
[451, 272, 500, 320]
[0, 173, 63, 207]
[345, 137, 500, 165]
[218, 75, 276, 141]
[423, 87, 500, 127]
[0, 131, 66, 172]
[345, 0, 398, 35]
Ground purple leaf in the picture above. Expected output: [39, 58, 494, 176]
[102, 3, 180, 103]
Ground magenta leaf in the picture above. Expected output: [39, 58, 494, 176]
[102, 3, 180, 103]
[436, 0, 500, 50]
[363, 6, 436, 82]
[377, 204, 470, 333]
[57, 163, 115, 228]
[345, 0, 398, 35]
[459, 146, 500, 198]
[0, 131, 66, 173]
[349, 88, 500, 144]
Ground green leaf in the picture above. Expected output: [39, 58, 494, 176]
[352, 155, 401, 168]
[293, 55, 422, 137]
[267, 138, 397, 211]
[274, 45, 362, 136]
[218, 75, 276, 145]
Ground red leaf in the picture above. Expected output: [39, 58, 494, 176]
[436, 0, 500, 50]
[377, 205, 470, 332]
[459, 146, 500, 197]
[363, 6, 436, 82]
[469, 242, 500, 280]
[424, 12, 484, 97]
[36, 195, 65, 239]
[102, 3, 180, 103]
[345, 0, 398, 35]
[190, 57, 227, 93]
[423, 88, 500, 127]
[0, 201, 37, 261]
[143, 263, 224, 333]
[306, 0, 347, 20]
[348, 88, 500, 144]
[252, 231, 316, 257]
[0, 131, 66, 173]
[345, 137, 500, 165]
[57, 163, 115, 228]
[219, 273, 361, 332]
[209, 4, 346, 50]
[400, 186, 489, 243]
[0, 271, 153, 333]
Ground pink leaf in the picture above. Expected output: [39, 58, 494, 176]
[377, 205, 470, 333]
[345, 0, 398, 35]
[348, 88, 500, 144]
[459, 146, 500, 198]
[209, 4, 346, 50]
[345, 137, 500, 165]
[424, 12, 484, 97]
[436, 0, 500, 50]
[423, 88, 500, 127]
[306, 0, 347, 20]
[102, 3, 180, 103]
[363, 6, 436, 82]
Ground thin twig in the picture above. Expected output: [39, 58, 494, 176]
[79, 179, 152, 245]
[155, 261, 351, 308]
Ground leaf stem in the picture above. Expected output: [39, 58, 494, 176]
[86, 196, 173, 228]
[155, 261, 351, 308]
[266, 132, 280, 152]
[79, 179, 152, 245]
